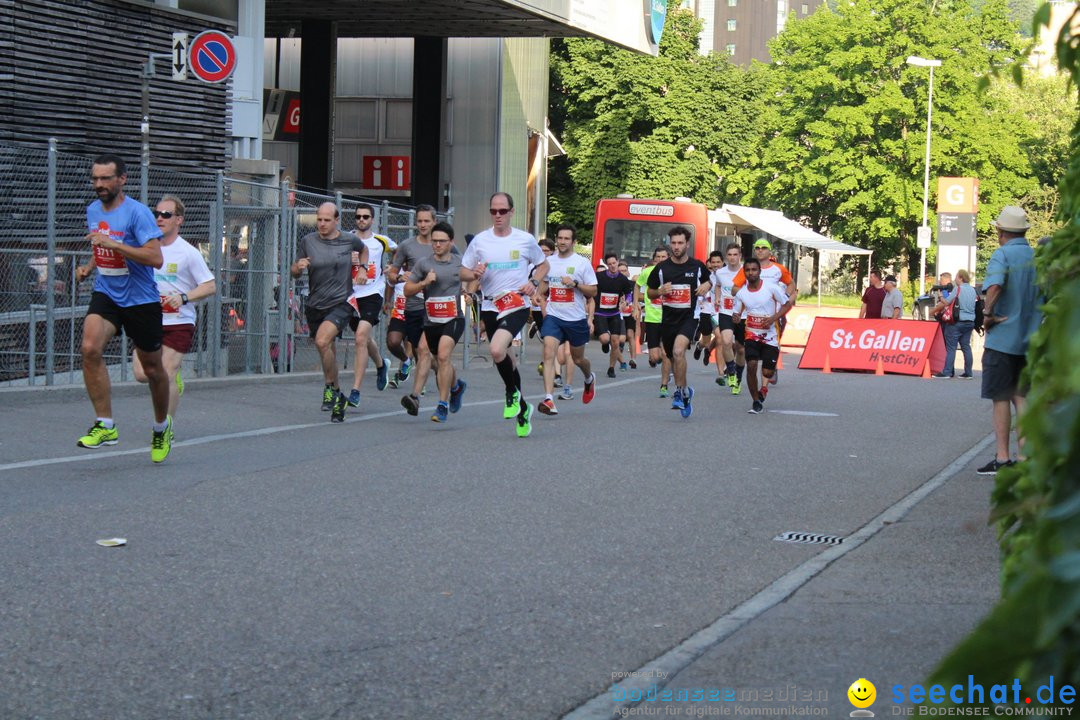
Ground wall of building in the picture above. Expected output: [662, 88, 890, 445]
[702, 0, 821, 65]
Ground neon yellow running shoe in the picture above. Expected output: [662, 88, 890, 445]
[151, 417, 173, 464]
[77, 421, 118, 449]
[503, 390, 520, 419]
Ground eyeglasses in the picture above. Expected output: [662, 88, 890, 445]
[355, 214, 372, 220]
[489, 208, 511, 216]
[152, 210, 176, 219]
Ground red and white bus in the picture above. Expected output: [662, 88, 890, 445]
[591, 196, 711, 273]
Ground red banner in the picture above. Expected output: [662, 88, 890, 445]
[798, 318, 945, 376]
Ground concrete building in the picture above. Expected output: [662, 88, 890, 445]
[685, 0, 824, 64]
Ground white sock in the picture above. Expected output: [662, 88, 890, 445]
[97, 418, 114, 429]
[152, 418, 169, 433]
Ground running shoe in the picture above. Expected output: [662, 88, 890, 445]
[176, 369, 184, 396]
[659, 384, 669, 398]
[537, 361, 544, 377]
[529, 322, 540, 339]
[561, 384, 574, 401]
[376, 361, 390, 391]
[703, 349, 712, 366]
[748, 400, 764, 414]
[629, 359, 637, 369]
[976, 458, 1014, 475]
[331, 392, 347, 423]
[619, 361, 628, 371]
[77, 421, 118, 449]
[321, 384, 335, 411]
[601, 341, 611, 354]
[151, 417, 173, 463]
[649, 359, 657, 368]
[538, 398, 558, 415]
[959, 373, 974, 379]
[582, 373, 596, 404]
[503, 390, 521, 419]
[516, 401, 533, 438]
[716, 377, 726, 387]
[401, 357, 414, 380]
[758, 386, 769, 403]
[347, 389, 362, 407]
[671, 387, 684, 411]
[554, 374, 563, 388]
[606, 367, 616, 379]
[401, 393, 420, 417]
[729, 373, 741, 396]
[680, 386, 694, 419]
[449, 379, 467, 413]
[693, 345, 703, 360]
[431, 403, 449, 423]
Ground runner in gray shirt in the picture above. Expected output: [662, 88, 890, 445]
[289, 202, 368, 422]
[403, 221, 468, 423]
[386, 205, 438, 396]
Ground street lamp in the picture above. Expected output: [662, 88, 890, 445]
[907, 55, 942, 298]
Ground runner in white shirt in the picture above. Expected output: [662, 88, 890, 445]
[459, 191, 549, 438]
[346, 202, 395, 407]
[132, 195, 215, 425]
[536, 223, 598, 416]
[732, 257, 793, 414]
[692, 250, 722, 368]
[710, 242, 747, 394]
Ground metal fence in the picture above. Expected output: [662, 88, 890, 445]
[0, 138, 474, 388]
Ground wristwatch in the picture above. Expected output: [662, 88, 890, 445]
[530, 278, 540, 288]
[180, 292, 189, 305]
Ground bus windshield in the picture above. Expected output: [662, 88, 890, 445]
[601, 219, 695, 268]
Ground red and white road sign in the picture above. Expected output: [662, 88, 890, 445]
[189, 30, 236, 84]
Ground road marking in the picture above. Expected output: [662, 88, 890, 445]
[0, 375, 656, 472]
[768, 410, 839, 417]
[561, 432, 995, 720]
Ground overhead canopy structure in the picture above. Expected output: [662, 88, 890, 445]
[714, 204, 873, 305]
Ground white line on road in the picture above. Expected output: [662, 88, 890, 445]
[767, 410, 840, 417]
[0, 375, 656, 472]
[561, 432, 995, 720]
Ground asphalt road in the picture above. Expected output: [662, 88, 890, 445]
[0, 346, 1000, 719]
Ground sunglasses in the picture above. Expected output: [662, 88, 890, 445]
[355, 214, 372, 220]
[489, 208, 511, 216]
[152, 210, 177, 219]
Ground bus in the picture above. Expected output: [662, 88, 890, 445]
[591, 196, 711, 273]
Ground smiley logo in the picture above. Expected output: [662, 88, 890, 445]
[848, 678, 876, 709]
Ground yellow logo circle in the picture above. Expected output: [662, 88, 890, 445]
[848, 678, 876, 708]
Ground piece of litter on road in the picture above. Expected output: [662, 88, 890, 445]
[849, 455, 858, 458]
[96, 538, 127, 547]
[441, 591, 453, 596]
[653, 623, 664, 628]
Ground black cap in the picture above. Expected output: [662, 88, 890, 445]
[884, 275, 897, 284]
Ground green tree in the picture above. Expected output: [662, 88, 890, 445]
[726, 0, 1040, 274]
[548, 5, 764, 243]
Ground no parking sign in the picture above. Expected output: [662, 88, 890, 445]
[189, 30, 236, 84]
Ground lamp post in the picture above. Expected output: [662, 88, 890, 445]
[907, 55, 941, 298]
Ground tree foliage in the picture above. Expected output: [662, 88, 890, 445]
[929, 1, 1080, 696]
[548, 7, 765, 242]
[726, 0, 1042, 273]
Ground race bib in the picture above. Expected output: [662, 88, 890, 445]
[649, 294, 662, 307]
[392, 293, 406, 321]
[599, 292, 619, 310]
[93, 245, 128, 276]
[160, 296, 179, 314]
[493, 291, 527, 319]
[366, 262, 377, 280]
[351, 251, 363, 282]
[722, 296, 734, 311]
[664, 284, 692, 309]
[548, 285, 574, 303]
[425, 295, 457, 324]
[746, 314, 771, 330]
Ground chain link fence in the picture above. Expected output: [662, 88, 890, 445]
[0, 138, 469, 388]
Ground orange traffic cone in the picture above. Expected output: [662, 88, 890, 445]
[875, 359, 885, 376]
[822, 353, 832, 374]
[921, 359, 932, 379]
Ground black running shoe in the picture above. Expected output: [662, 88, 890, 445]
[976, 458, 1014, 475]
[693, 345, 702, 360]
[401, 394, 420, 416]
[330, 391, 347, 422]
[607, 367, 616, 379]
[321, 384, 335, 411]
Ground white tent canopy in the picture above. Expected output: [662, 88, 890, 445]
[712, 204, 872, 305]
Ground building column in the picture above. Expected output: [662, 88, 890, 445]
[298, 20, 336, 192]
[411, 37, 447, 209]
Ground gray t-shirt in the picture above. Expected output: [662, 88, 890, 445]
[880, 288, 903, 319]
[413, 254, 464, 324]
[299, 231, 367, 310]
[392, 237, 437, 313]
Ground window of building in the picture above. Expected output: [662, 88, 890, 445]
[801, 3, 808, 13]
[727, 0, 737, 6]
[726, 43, 736, 56]
[727, 19, 737, 31]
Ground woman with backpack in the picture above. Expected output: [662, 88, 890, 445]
[933, 268, 978, 378]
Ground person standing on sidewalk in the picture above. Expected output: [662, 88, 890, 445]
[977, 206, 1042, 475]
[290, 202, 368, 423]
[939, 268, 977, 380]
[73, 154, 173, 463]
[130, 195, 215, 432]
[646, 226, 711, 419]
[460, 191, 548, 438]
[345, 203, 394, 407]
[859, 269, 886, 319]
[880, 275, 903, 319]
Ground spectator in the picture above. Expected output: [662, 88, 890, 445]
[880, 275, 903, 319]
[977, 205, 1042, 475]
[859, 268, 886, 319]
[936, 268, 977, 379]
